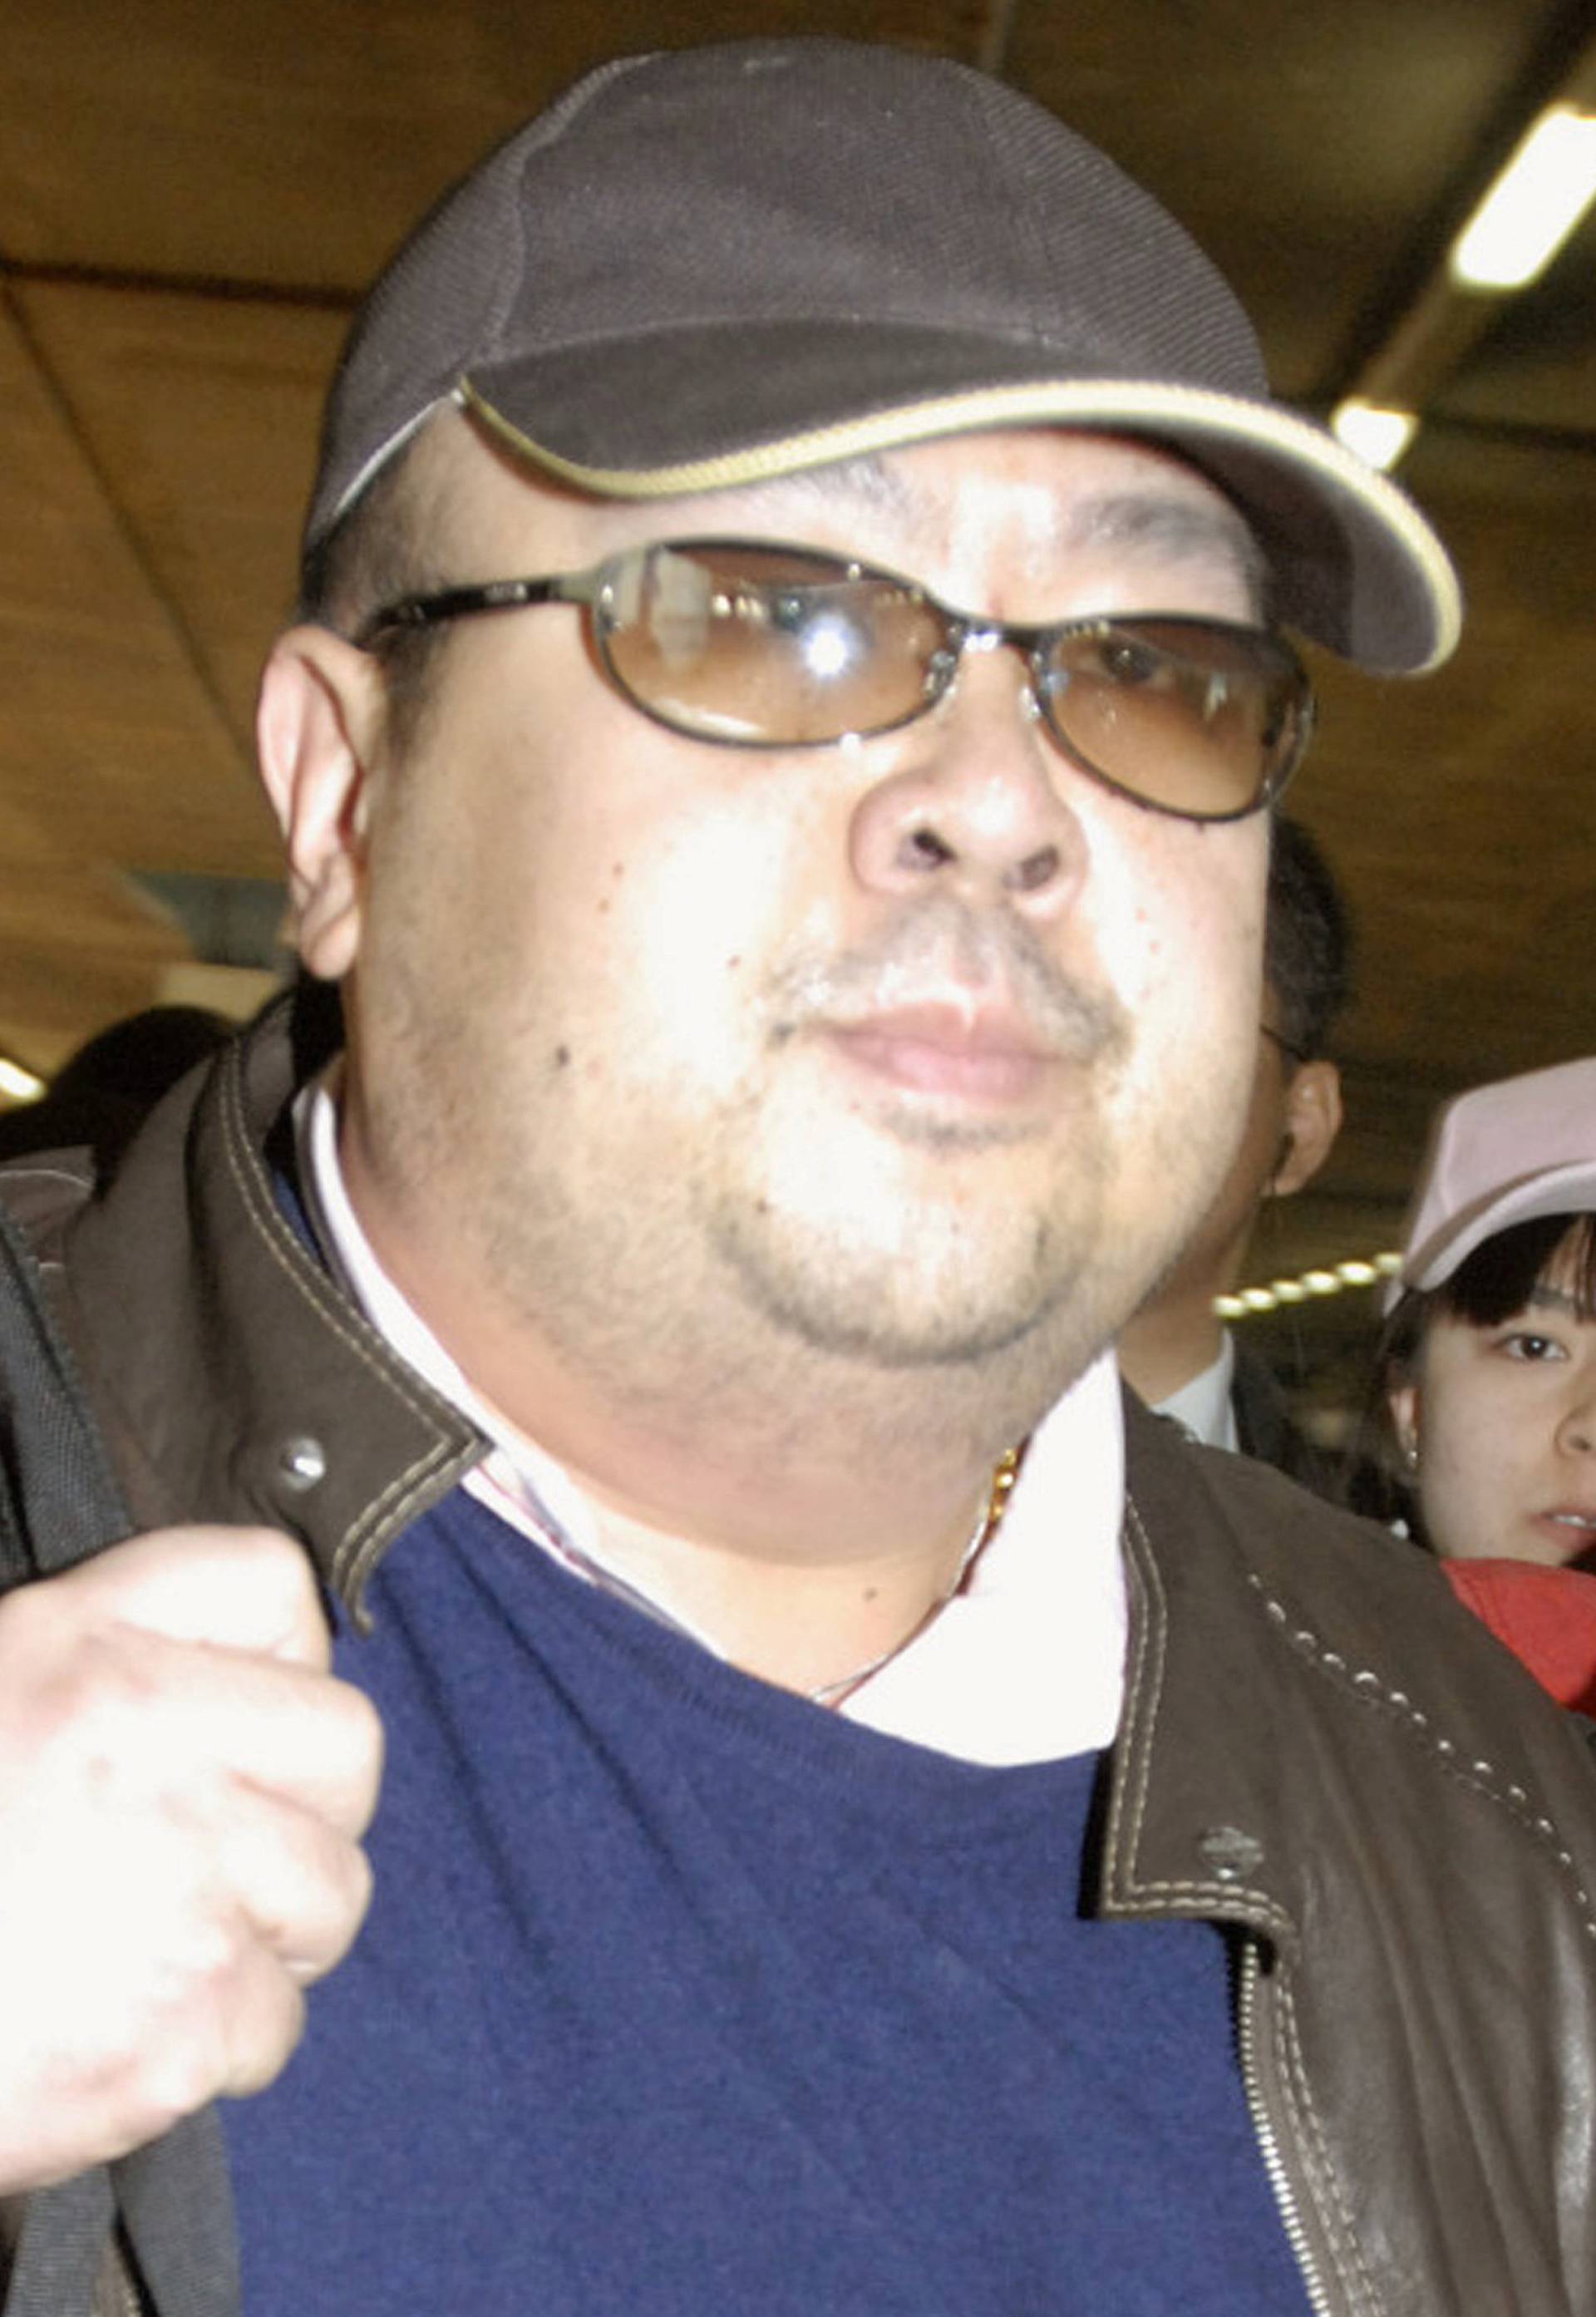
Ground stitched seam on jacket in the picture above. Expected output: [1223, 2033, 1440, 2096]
[338, 1447, 463, 1588]
[219, 1059, 442, 1423]
[1110, 1492, 1164, 1861]
[1247, 1571, 1596, 1947]
[1277, 1972, 1387, 2317]
[1100, 1498, 1293, 1930]
[217, 1054, 470, 1590]
[0, 1161, 95, 1193]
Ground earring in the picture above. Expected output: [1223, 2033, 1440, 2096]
[1401, 1438, 1420, 1473]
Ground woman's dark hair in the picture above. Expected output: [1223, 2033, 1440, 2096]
[1342, 1211, 1596, 1537]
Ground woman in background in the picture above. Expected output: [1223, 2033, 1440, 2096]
[1357, 1056, 1596, 1713]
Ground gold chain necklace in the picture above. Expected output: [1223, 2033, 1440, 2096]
[805, 1441, 1027, 1708]
[521, 1441, 1027, 1706]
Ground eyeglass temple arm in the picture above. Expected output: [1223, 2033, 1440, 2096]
[354, 571, 593, 648]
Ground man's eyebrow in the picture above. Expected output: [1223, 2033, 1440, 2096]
[1063, 491, 1267, 602]
[734, 461, 1269, 611]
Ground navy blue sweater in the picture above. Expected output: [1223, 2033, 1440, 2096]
[224, 1485, 1312, 2313]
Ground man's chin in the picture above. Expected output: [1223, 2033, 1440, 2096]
[707, 1201, 1129, 1384]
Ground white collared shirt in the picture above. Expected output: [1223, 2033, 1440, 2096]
[300, 1077, 1126, 1765]
[1155, 1334, 1240, 1453]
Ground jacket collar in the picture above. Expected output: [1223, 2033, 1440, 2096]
[1104, 1395, 1306, 1949]
[48, 998, 481, 1618]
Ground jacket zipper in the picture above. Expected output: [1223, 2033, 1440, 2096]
[1236, 1935, 1339, 2317]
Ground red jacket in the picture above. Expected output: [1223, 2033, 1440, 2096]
[1444, 1558, 1596, 1716]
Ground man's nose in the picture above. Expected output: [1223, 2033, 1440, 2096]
[846, 642, 1086, 918]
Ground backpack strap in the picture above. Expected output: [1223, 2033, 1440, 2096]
[7, 2120, 241, 2317]
[0, 1195, 131, 1580]
[4, 2175, 114, 2317]
[0, 1192, 240, 2317]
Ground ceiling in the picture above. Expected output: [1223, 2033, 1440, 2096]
[2, 0, 1594, 1362]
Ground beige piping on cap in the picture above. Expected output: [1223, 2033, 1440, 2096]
[457, 377, 1463, 674]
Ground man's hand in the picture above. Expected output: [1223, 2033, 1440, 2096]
[0, 1526, 382, 2193]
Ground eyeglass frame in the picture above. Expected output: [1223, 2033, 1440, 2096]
[354, 535, 1316, 825]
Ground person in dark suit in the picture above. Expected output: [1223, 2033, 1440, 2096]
[1118, 816, 1348, 1485]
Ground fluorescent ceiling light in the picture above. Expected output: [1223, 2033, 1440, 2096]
[1213, 1251, 1402, 1319]
[0, 1057, 46, 1102]
[1451, 106, 1596, 291]
[1331, 399, 1418, 471]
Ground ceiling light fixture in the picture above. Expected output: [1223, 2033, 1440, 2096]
[1328, 33, 1596, 466]
[0, 1056, 46, 1103]
[1450, 105, 1596, 291]
[1214, 1250, 1402, 1322]
[1330, 399, 1419, 471]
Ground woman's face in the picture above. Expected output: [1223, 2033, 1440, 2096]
[1389, 1228, 1596, 1565]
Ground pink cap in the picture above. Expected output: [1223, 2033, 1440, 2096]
[1401, 1056, 1596, 1293]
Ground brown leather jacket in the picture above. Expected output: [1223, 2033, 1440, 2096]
[4, 1001, 1596, 2316]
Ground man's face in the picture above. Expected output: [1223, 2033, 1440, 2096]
[298, 416, 1269, 1433]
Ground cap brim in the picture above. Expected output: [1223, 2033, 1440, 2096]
[459, 332, 1461, 675]
[1405, 1161, 1596, 1292]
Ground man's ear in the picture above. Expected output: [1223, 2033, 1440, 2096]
[256, 626, 388, 983]
[1272, 1057, 1343, 1197]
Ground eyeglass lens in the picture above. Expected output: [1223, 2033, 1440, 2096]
[597, 542, 1308, 818]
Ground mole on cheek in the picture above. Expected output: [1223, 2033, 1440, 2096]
[551, 1044, 572, 1072]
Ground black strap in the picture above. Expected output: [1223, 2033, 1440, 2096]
[5, 2174, 114, 2317]
[0, 1196, 131, 1580]
[111, 2118, 241, 2317]
[7, 2122, 241, 2317]
[0, 1195, 240, 2317]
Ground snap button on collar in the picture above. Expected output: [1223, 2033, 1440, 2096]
[1197, 1825, 1264, 1883]
[276, 1435, 328, 1492]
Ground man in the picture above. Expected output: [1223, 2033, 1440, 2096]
[1118, 816, 1348, 1479]
[1, 39, 1593, 2317]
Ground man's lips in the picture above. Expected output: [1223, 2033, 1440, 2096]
[820, 1003, 1057, 1102]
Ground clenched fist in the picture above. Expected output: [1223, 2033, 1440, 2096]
[0, 1525, 382, 2192]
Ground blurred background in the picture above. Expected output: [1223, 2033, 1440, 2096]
[2, 0, 1593, 1417]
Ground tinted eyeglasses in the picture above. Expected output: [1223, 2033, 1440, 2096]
[357, 538, 1314, 822]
